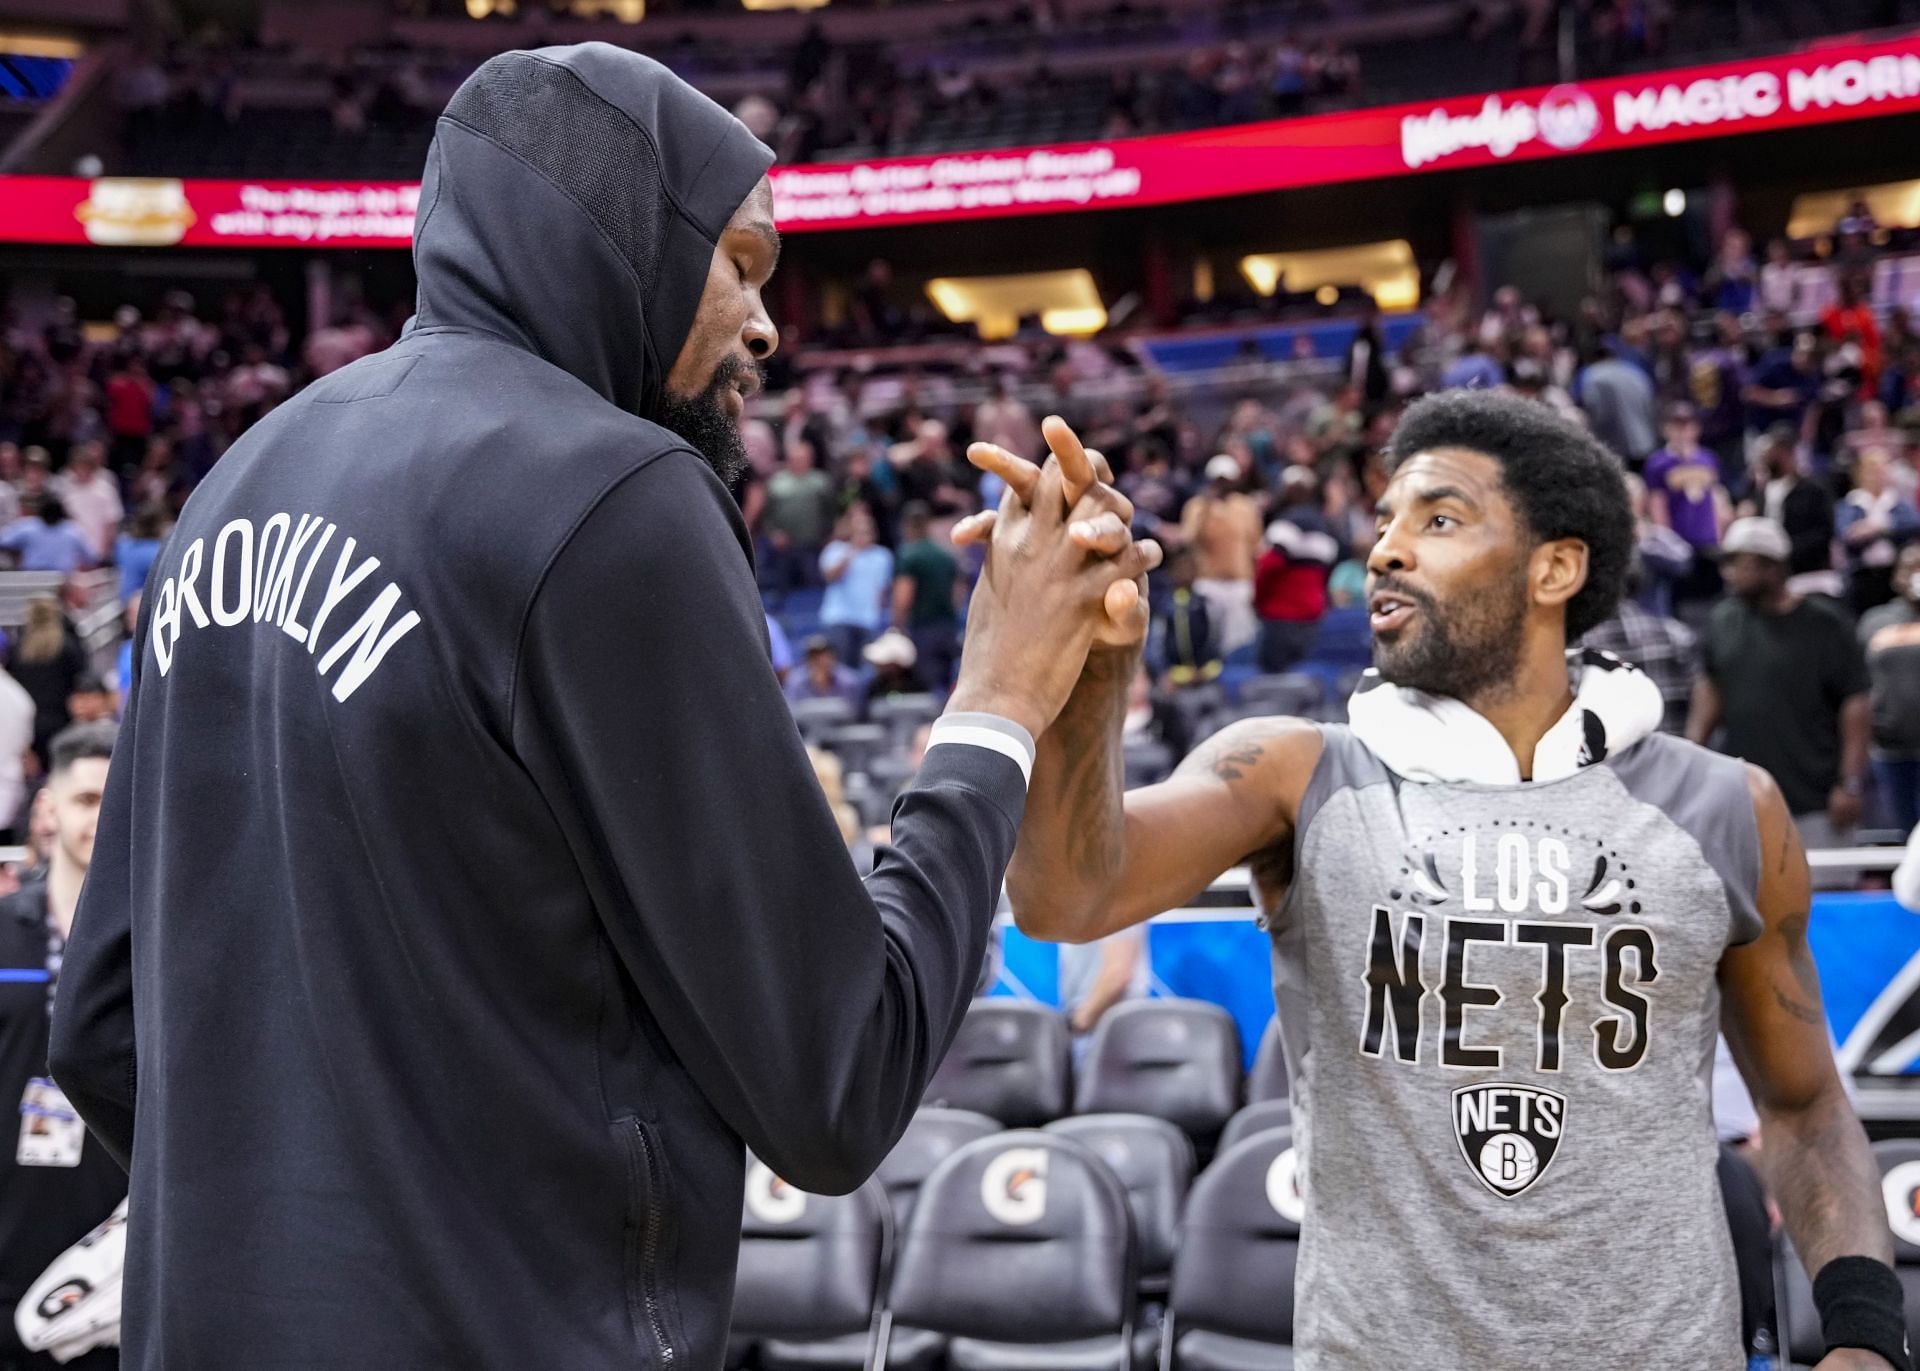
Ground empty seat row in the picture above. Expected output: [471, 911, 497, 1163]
[733, 1119, 1307, 1370]
[923, 1000, 1291, 1143]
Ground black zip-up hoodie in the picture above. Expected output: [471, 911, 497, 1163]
[48, 44, 1029, 1369]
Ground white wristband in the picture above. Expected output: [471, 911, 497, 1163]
[925, 712, 1036, 785]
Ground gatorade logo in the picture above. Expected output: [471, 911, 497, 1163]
[745, 1161, 807, 1225]
[981, 1147, 1049, 1226]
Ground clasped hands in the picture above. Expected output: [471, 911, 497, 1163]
[940, 415, 1159, 742]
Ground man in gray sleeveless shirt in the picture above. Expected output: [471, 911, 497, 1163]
[963, 391, 1906, 1371]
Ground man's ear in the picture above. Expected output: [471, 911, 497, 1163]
[1532, 537, 1589, 614]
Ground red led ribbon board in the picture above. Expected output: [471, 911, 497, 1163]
[3, 32, 1920, 245]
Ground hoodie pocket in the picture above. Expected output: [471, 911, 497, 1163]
[616, 1116, 678, 1366]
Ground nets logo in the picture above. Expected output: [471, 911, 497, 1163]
[1537, 86, 1602, 150]
[1452, 1083, 1566, 1199]
[745, 1162, 808, 1225]
[981, 1147, 1049, 1226]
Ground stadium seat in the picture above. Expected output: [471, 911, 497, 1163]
[1124, 738, 1175, 788]
[925, 1000, 1072, 1127]
[1236, 674, 1321, 718]
[1075, 1000, 1242, 1150]
[869, 693, 941, 746]
[879, 1107, 1004, 1230]
[1045, 1113, 1196, 1292]
[1218, 1100, 1291, 1155]
[1246, 1019, 1290, 1104]
[1717, 1144, 1774, 1360]
[732, 1161, 892, 1365]
[1872, 1139, 1920, 1351]
[888, 1131, 1151, 1371]
[1163, 1126, 1300, 1369]
[824, 723, 891, 776]
[791, 697, 857, 741]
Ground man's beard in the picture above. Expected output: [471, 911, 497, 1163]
[653, 356, 760, 485]
[1371, 571, 1529, 703]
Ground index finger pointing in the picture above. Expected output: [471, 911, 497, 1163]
[1042, 415, 1096, 509]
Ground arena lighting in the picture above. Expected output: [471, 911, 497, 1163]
[740, 0, 832, 13]
[1663, 187, 1687, 216]
[1038, 306, 1108, 336]
[1788, 179, 1920, 237]
[0, 34, 84, 58]
[464, 0, 517, 16]
[924, 268, 1105, 339]
[1239, 240, 1420, 311]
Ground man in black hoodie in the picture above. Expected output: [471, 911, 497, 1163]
[48, 44, 1157, 1370]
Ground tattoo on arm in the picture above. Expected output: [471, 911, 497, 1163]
[1182, 729, 1270, 784]
[1772, 986, 1826, 1027]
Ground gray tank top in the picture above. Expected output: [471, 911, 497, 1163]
[1266, 725, 1764, 1371]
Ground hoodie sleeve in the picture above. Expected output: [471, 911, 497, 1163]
[511, 449, 1027, 1194]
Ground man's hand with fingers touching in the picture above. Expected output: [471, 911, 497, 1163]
[945, 415, 1162, 742]
[958, 414, 1155, 652]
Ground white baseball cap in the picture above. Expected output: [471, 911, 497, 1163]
[1205, 454, 1241, 483]
[1719, 516, 1791, 563]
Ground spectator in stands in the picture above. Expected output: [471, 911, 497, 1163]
[972, 375, 1042, 464]
[1691, 517, 1870, 882]
[1823, 272, 1883, 403]
[1152, 545, 1222, 688]
[0, 721, 123, 1371]
[764, 612, 794, 686]
[1692, 313, 1751, 494]
[1704, 228, 1758, 316]
[0, 497, 95, 575]
[1859, 543, 1920, 834]
[113, 594, 139, 717]
[1759, 238, 1798, 315]
[1644, 402, 1731, 614]
[891, 502, 962, 690]
[51, 442, 123, 567]
[1062, 927, 1149, 1057]
[761, 438, 837, 596]
[1344, 303, 1392, 410]
[1440, 335, 1507, 394]
[804, 745, 864, 854]
[1307, 384, 1367, 473]
[66, 674, 114, 729]
[1743, 426, 1839, 595]
[1254, 467, 1338, 672]
[0, 445, 21, 530]
[1579, 340, 1658, 464]
[0, 654, 32, 841]
[1744, 331, 1822, 441]
[1580, 557, 1697, 735]
[11, 597, 87, 772]
[1180, 454, 1261, 654]
[103, 355, 155, 476]
[1836, 446, 1920, 613]
[785, 635, 865, 714]
[818, 504, 893, 666]
[114, 503, 170, 604]
[862, 629, 926, 705]
[889, 419, 968, 514]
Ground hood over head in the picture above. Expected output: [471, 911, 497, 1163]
[411, 43, 774, 417]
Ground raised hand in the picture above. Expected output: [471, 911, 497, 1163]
[946, 437, 1162, 740]
[961, 415, 1151, 650]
